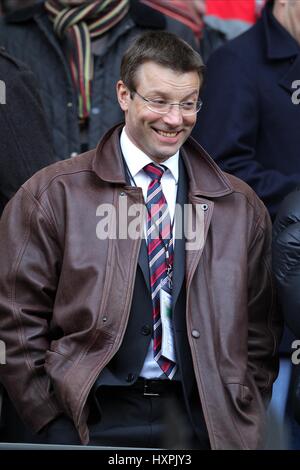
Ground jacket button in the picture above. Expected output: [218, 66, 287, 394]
[201, 204, 208, 211]
[141, 325, 151, 336]
[191, 329, 200, 338]
[126, 373, 135, 382]
[67, 102, 73, 108]
[120, 191, 125, 196]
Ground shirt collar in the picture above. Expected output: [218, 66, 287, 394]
[120, 127, 179, 183]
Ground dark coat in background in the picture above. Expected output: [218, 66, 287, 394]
[273, 190, 300, 338]
[0, 46, 56, 440]
[0, 48, 56, 215]
[195, 2, 300, 221]
[273, 190, 300, 427]
[0, 0, 197, 161]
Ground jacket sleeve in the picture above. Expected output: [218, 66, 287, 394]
[0, 185, 63, 432]
[247, 202, 282, 403]
[194, 46, 300, 220]
[273, 190, 300, 338]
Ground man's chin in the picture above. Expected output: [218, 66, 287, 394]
[151, 151, 177, 163]
[154, 143, 182, 160]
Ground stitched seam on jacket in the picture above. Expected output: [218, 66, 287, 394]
[32, 168, 96, 201]
[9, 189, 59, 413]
[249, 221, 276, 393]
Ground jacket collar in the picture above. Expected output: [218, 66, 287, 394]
[263, 2, 300, 60]
[4, 0, 166, 29]
[92, 123, 233, 199]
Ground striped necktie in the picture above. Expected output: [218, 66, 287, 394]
[144, 163, 177, 379]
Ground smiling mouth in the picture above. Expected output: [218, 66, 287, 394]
[155, 129, 181, 138]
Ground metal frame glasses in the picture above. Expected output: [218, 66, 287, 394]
[131, 89, 202, 116]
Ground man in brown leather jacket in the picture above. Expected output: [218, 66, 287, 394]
[0, 31, 282, 450]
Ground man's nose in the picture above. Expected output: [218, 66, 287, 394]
[162, 105, 184, 126]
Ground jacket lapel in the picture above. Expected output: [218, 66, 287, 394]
[278, 55, 300, 94]
[137, 239, 150, 291]
[172, 156, 188, 310]
[121, 153, 151, 291]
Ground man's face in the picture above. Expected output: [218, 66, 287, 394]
[117, 62, 200, 163]
[274, 0, 300, 44]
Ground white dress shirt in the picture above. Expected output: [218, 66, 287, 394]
[120, 127, 179, 378]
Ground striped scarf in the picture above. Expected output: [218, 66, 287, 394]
[45, 0, 129, 121]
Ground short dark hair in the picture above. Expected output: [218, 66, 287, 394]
[120, 31, 205, 91]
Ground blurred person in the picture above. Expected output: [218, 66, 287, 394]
[141, 0, 205, 43]
[0, 46, 57, 439]
[0, 0, 197, 161]
[196, 0, 300, 221]
[273, 190, 300, 449]
[140, 1, 263, 63]
[0, 48, 57, 215]
[273, 191, 300, 339]
[0, 31, 281, 449]
[196, 0, 300, 448]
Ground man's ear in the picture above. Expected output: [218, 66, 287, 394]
[116, 80, 130, 112]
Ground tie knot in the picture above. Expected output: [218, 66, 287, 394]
[143, 163, 166, 181]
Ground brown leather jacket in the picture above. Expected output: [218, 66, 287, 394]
[0, 124, 281, 449]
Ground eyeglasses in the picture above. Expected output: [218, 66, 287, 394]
[131, 89, 202, 116]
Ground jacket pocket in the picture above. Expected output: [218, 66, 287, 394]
[44, 349, 75, 415]
[224, 381, 253, 408]
[222, 374, 255, 406]
[222, 377, 266, 449]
